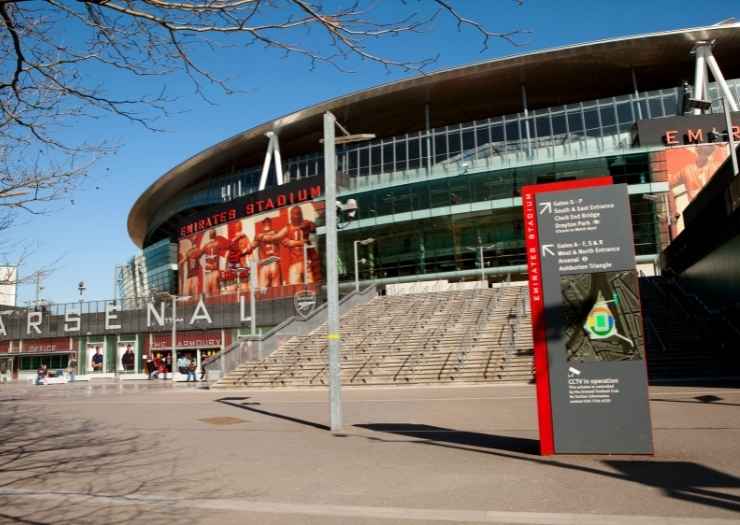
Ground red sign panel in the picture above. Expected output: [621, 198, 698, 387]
[22, 337, 72, 354]
[0, 341, 9, 354]
[521, 176, 612, 456]
[151, 331, 223, 350]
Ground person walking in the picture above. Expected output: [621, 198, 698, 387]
[36, 364, 47, 385]
[186, 355, 197, 382]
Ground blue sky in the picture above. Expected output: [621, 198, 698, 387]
[10, 1, 737, 304]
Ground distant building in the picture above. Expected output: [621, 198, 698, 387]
[118, 239, 177, 299]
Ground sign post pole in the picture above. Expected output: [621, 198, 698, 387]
[324, 111, 343, 434]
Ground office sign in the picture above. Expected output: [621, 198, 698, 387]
[523, 178, 653, 455]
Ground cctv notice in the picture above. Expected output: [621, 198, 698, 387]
[568, 376, 621, 405]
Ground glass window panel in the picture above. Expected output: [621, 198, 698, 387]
[378, 191, 395, 215]
[505, 120, 519, 142]
[648, 98, 663, 118]
[567, 111, 583, 133]
[412, 184, 430, 210]
[392, 186, 412, 214]
[462, 128, 475, 153]
[434, 133, 447, 163]
[476, 127, 490, 148]
[382, 143, 394, 172]
[491, 124, 504, 143]
[663, 95, 677, 116]
[346, 150, 357, 177]
[358, 193, 377, 219]
[536, 116, 551, 138]
[421, 137, 430, 166]
[429, 179, 449, 208]
[370, 145, 381, 175]
[408, 137, 420, 170]
[449, 177, 469, 205]
[617, 102, 633, 123]
[395, 141, 407, 172]
[584, 108, 599, 130]
[599, 105, 616, 127]
[551, 114, 566, 135]
[448, 130, 461, 158]
[359, 148, 369, 176]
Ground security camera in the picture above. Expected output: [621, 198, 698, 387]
[337, 198, 359, 221]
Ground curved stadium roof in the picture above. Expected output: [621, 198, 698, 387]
[128, 22, 740, 247]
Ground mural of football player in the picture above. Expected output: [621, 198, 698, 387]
[225, 221, 254, 294]
[200, 229, 229, 296]
[254, 216, 283, 289]
[278, 206, 317, 285]
[179, 238, 202, 297]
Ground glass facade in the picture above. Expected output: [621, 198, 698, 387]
[145, 77, 740, 243]
[331, 154, 665, 283]
[118, 239, 177, 299]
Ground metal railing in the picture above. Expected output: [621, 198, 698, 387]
[202, 285, 378, 384]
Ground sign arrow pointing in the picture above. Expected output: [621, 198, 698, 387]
[541, 244, 555, 257]
[539, 201, 552, 215]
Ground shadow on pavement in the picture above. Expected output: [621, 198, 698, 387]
[216, 397, 330, 431]
[651, 394, 740, 407]
[355, 422, 740, 514]
[606, 461, 740, 514]
[0, 404, 235, 525]
[355, 423, 539, 455]
[212, 395, 740, 514]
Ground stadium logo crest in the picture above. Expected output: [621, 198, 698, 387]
[294, 290, 318, 320]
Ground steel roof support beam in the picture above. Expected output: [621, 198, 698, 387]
[258, 131, 284, 191]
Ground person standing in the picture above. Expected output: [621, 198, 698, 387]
[67, 354, 78, 383]
[121, 346, 135, 372]
[91, 347, 104, 372]
[176, 354, 189, 381]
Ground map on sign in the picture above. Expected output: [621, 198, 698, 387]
[560, 270, 644, 363]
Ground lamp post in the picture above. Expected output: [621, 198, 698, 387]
[466, 244, 496, 284]
[353, 238, 375, 293]
[323, 111, 375, 434]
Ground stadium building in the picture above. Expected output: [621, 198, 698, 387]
[1, 22, 739, 383]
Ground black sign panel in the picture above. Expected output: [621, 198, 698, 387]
[537, 184, 653, 454]
[635, 112, 740, 147]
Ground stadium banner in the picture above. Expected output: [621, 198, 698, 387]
[655, 145, 730, 238]
[177, 175, 323, 239]
[522, 177, 653, 455]
[178, 200, 325, 300]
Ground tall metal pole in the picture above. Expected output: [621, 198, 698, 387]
[722, 97, 739, 176]
[479, 245, 485, 283]
[113, 265, 118, 303]
[324, 111, 343, 433]
[353, 240, 360, 293]
[249, 258, 257, 335]
[171, 296, 177, 381]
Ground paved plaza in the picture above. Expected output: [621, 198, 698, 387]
[0, 381, 738, 524]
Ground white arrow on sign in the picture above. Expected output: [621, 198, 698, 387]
[541, 244, 555, 257]
[538, 201, 552, 215]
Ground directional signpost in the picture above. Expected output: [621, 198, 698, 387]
[522, 177, 653, 455]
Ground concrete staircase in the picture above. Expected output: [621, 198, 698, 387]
[214, 285, 534, 388]
[640, 277, 740, 380]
